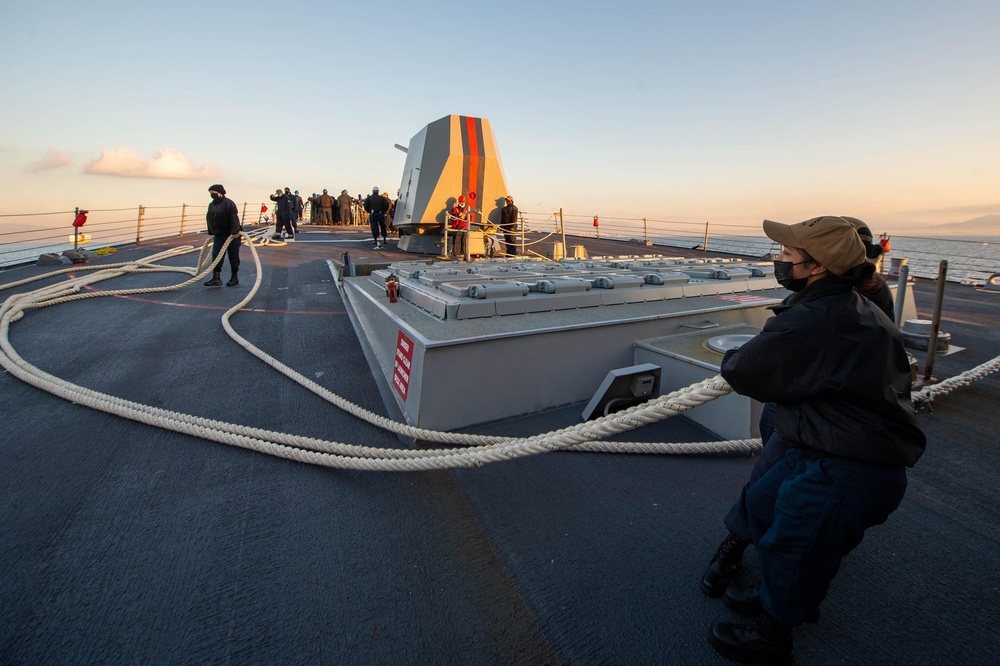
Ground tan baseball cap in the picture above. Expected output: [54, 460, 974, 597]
[763, 216, 866, 276]
[841, 216, 874, 243]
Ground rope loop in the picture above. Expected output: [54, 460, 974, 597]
[2, 233, 995, 471]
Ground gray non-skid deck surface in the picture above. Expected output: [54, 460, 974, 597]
[1, 228, 998, 664]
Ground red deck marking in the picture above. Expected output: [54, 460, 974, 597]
[74, 278, 348, 315]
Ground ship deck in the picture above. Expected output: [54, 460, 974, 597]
[1, 224, 998, 664]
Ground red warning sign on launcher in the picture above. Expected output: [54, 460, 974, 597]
[392, 330, 414, 400]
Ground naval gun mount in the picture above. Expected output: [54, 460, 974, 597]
[341, 254, 793, 439]
[392, 114, 510, 255]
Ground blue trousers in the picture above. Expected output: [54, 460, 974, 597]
[211, 234, 241, 273]
[744, 448, 907, 626]
[725, 402, 786, 541]
[725, 433, 790, 541]
[369, 212, 387, 241]
[275, 214, 294, 236]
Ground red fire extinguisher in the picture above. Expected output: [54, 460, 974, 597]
[386, 276, 399, 303]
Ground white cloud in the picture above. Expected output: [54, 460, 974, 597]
[32, 147, 72, 172]
[85, 147, 216, 180]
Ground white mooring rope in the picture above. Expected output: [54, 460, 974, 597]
[911, 355, 1000, 406]
[1, 233, 995, 471]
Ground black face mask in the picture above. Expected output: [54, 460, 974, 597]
[773, 260, 810, 292]
[210, 192, 221, 200]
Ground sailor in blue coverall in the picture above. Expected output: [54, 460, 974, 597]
[704, 216, 926, 664]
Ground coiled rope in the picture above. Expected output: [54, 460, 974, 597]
[1, 233, 995, 470]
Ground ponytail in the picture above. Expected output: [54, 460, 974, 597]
[841, 261, 882, 296]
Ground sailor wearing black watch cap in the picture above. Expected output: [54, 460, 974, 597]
[205, 184, 243, 287]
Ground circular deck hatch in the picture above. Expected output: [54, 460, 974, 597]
[706, 334, 755, 354]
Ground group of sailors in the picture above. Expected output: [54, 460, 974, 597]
[261, 184, 521, 258]
[263, 187, 381, 240]
[307, 189, 364, 227]
[445, 194, 519, 259]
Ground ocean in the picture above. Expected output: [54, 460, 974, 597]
[648, 234, 1000, 286]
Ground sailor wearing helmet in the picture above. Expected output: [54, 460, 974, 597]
[364, 186, 390, 248]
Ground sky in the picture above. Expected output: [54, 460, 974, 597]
[2, 0, 999, 234]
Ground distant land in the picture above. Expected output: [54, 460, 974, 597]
[898, 214, 1000, 237]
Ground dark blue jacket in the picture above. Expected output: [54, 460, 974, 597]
[364, 193, 390, 215]
[206, 196, 241, 236]
[270, 192, 296, 220]
[721, 276, 925, 467]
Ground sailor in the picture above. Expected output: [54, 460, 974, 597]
[843, 216, 894, 319]
[384, 192, 395, 227]
[449, 195, 470, 259]
[307, 193, 319, 224]
[337, 189, 354, 225]
[705, 215, 926, 664]
[364, 187, 390, 248]
[701, 215, 903, 606]
[270, 188, 296, 239]
[317, 189, 335, 225]
[293, 190, 304, 232]
[500, 195, 519, 256]
[204, 184, 242, 287]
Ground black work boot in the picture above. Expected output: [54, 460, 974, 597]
[724, 583, 762, 615]
[701, 532, 749, 597]
[204, 271, 222, 287]
[226, 272, 239, 287]
[709, 611, 793, 665]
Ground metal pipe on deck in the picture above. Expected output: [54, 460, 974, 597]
[924, 260, 948, 381]
[519, 212, 526, 256]
[560, 208, 567, 252]
[73, 207, 80, 251]
[893, 264, 909, 325]
[135, 205, 145, 244]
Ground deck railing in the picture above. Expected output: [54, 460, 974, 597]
[0, 204, 996, 285]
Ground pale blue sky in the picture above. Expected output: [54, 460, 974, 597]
[2, 0, 998, 231]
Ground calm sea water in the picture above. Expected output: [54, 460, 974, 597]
[2, 234, 998, 285]
[649, 234, 1000, 285]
